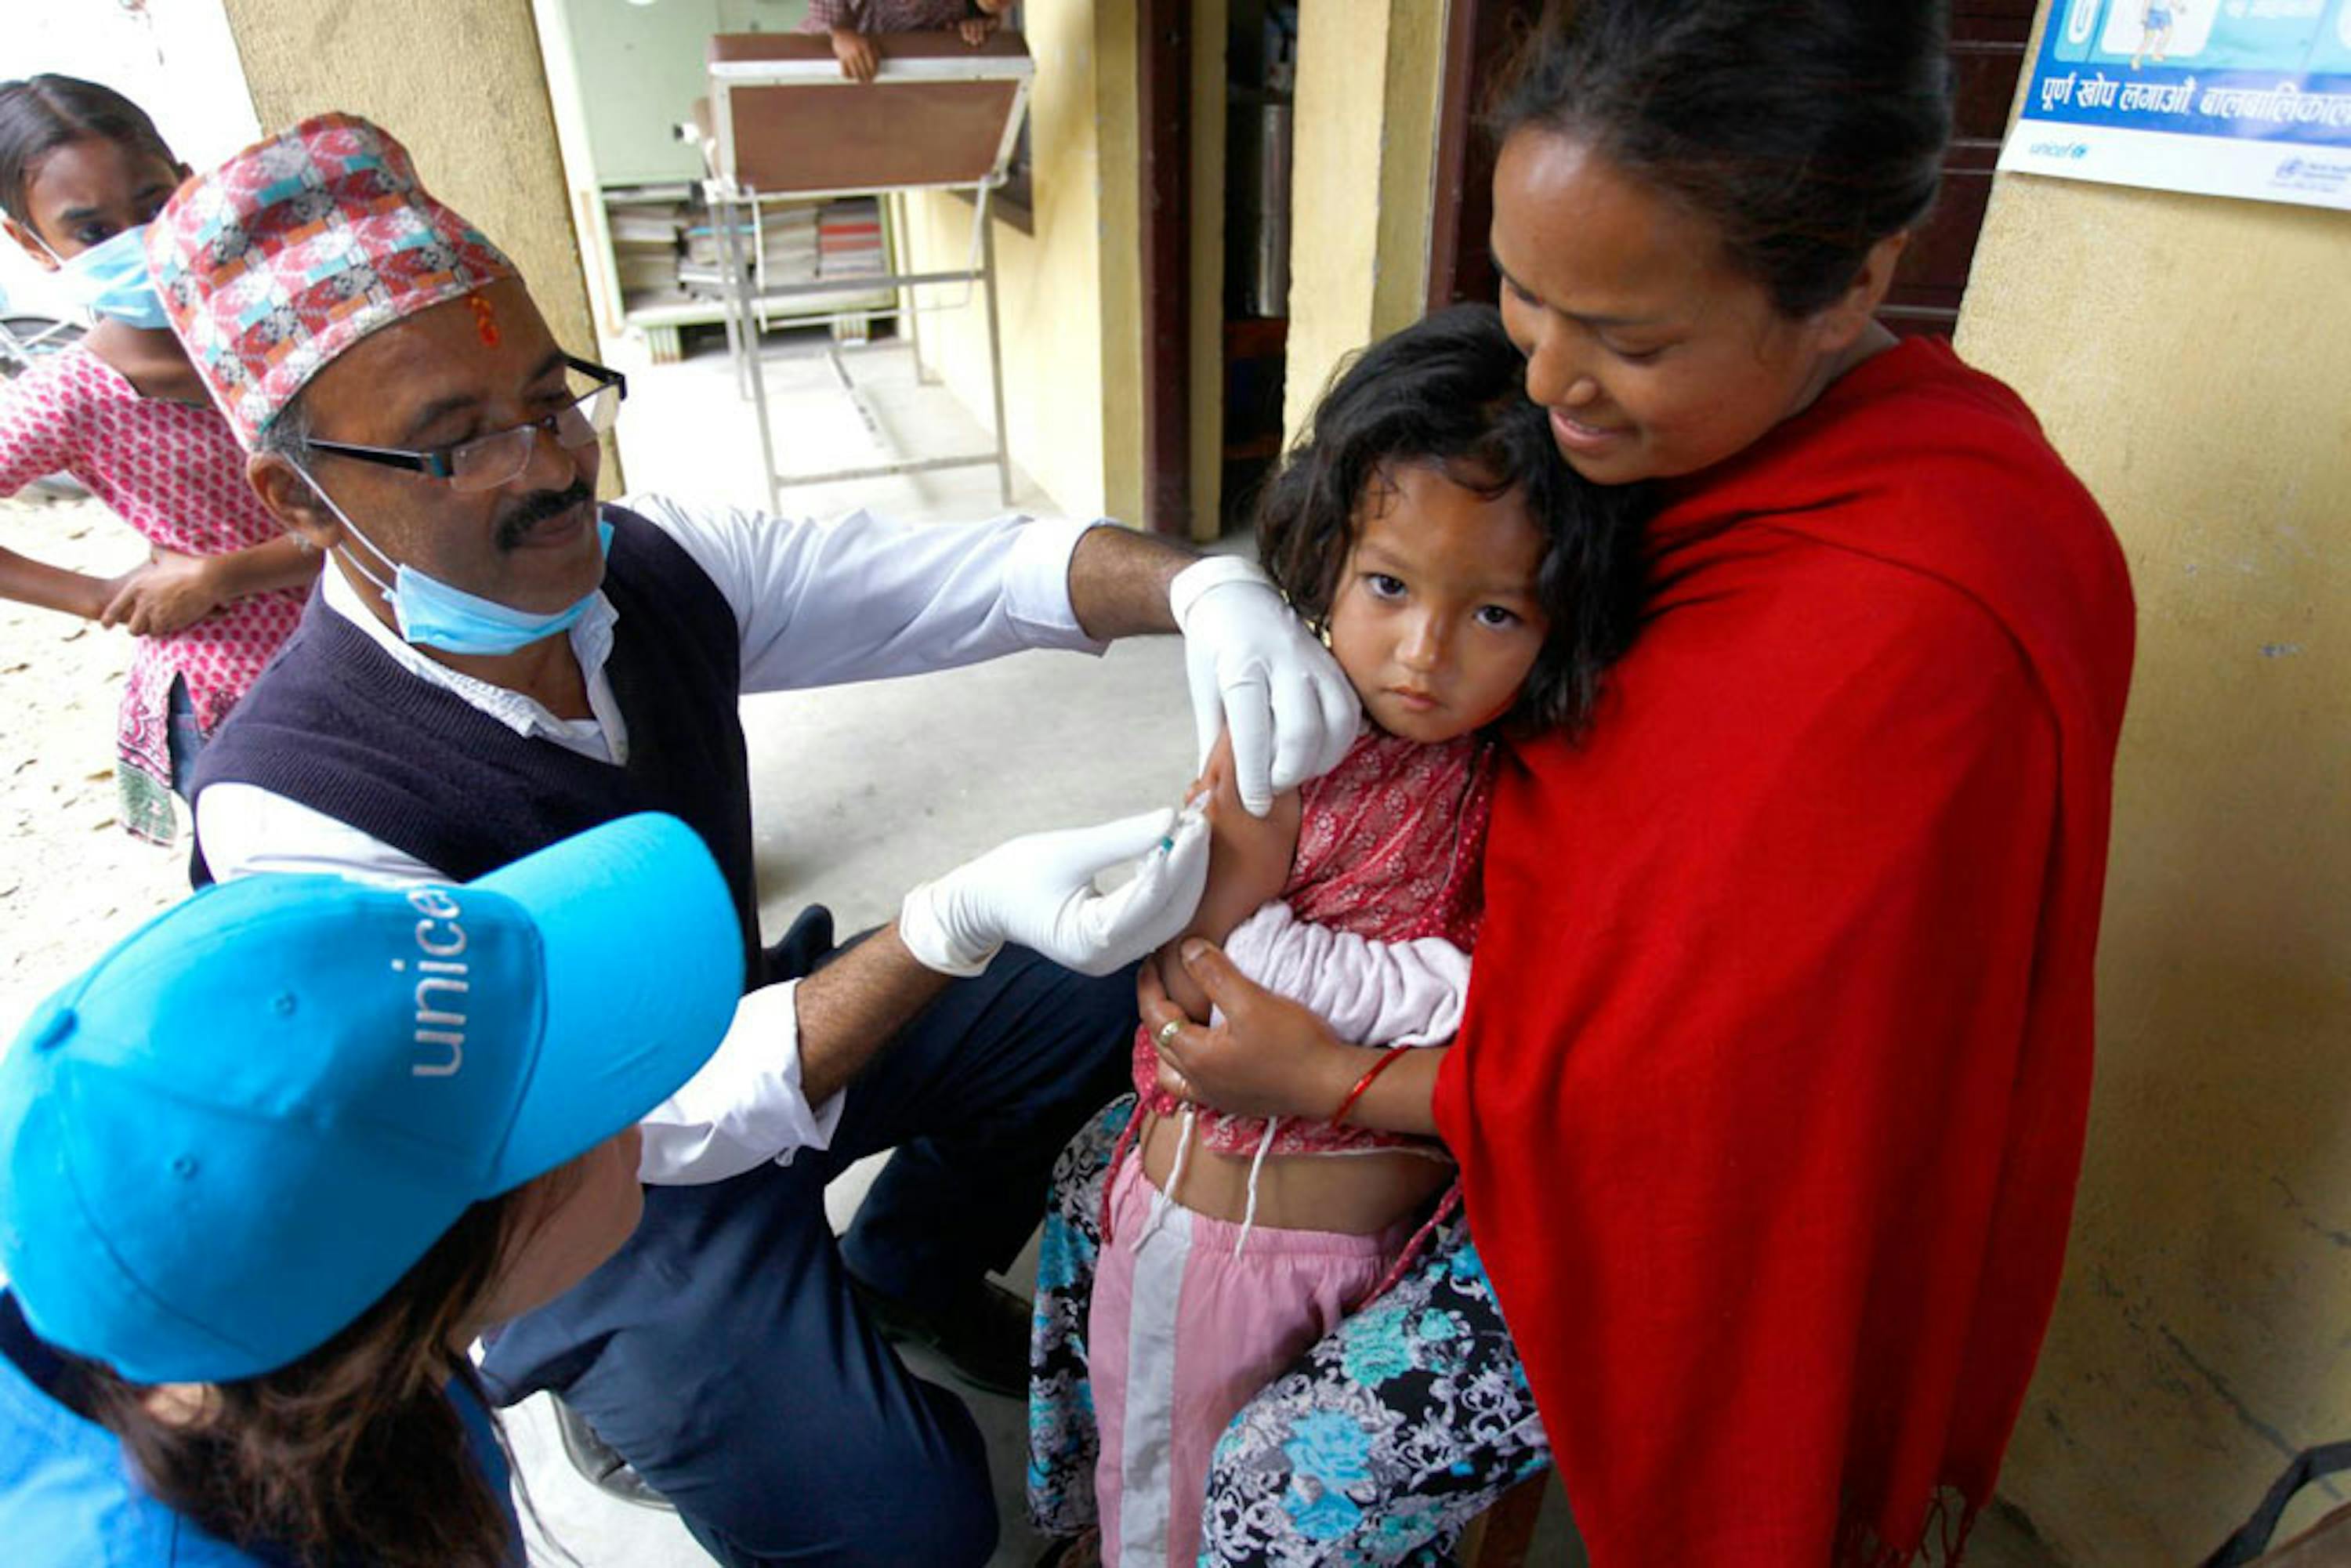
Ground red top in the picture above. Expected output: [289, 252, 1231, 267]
[1434, 338, 2135, 1566]
[1130, 727, 1494, 1157]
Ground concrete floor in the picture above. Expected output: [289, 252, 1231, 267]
[503, 325, 1204, 1567]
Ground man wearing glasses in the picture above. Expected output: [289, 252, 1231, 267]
[142, 114, 1356, 1566]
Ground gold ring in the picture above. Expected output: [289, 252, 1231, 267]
[1155, 1017, 1184, 1051]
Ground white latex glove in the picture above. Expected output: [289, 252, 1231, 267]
[898, 806, 1211, 979]
[1170, 556, 1360, 817]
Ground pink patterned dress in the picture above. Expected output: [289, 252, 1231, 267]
[0, 344, 306, 842]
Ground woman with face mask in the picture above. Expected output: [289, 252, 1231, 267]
[0, 75, 319, 843]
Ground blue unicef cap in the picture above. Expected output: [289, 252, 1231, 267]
[0, 813, 743, 1385]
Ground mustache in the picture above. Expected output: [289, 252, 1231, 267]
[492, 480, 596, 551]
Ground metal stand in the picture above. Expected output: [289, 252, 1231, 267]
[702, 176, 1014, 511]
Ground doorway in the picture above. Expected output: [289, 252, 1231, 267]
[1422, 0, 2038, 337]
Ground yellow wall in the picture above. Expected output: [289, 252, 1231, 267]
[1954, 8, 2351, 1559]
[219, 0, 603, 458]
[900, 0, 1143, 523]
[1280, 0, 1446, 445]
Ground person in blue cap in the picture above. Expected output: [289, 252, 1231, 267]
[0, 813, 744, 1567]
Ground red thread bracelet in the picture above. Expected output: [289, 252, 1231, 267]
[1331, 1046, 1411, 1127]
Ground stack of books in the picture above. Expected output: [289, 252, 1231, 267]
[683, 203, 822, 294]
[682, 217, 734, 273]
[817, 198, 886, 282]
[606, 197, 684, 302]
[759, 204, 820, 288]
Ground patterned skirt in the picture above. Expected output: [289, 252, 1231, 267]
[1029, 1096, 1554, 1566]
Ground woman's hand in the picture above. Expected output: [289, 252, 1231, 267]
[1141, 940, 1358, 1121]
[958, 15, 998, 45]
[98, 550, 224, 636]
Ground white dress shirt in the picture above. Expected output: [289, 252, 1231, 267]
[198, 494, 1107, 1185]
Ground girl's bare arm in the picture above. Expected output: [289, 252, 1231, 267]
[1154, 731, 1301, 1020]
[0, 544, 125, 621]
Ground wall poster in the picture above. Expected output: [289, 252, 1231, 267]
[2000, 0, 2351, 212]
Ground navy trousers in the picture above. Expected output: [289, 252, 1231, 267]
[479, 918, 1137, 1566]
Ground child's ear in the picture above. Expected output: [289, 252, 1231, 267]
[2, 215, 60, 270]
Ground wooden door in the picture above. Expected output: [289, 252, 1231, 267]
[1139, 0, 1194, 534]
[1882, 1, 2038, 336]
[1428, 1, 2035, 342]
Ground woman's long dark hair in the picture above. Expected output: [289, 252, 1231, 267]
[1257, 304, 1647, 740]
[1490, 0, 1953, 317]
[69, 1186, 546, 1568]
[0, 74, 179, 232]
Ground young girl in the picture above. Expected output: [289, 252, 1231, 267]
[0, 813, 742, 1568]
[1029, 306, 1648, 1567]
[0, 75, 317, 842]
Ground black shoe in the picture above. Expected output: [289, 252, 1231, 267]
[846, 1273, 1032, 1399]
[551, 1397, 675, 1512]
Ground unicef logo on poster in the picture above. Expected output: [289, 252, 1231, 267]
[2269, 154, 2351, 195]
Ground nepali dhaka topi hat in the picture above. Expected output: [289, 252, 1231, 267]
[146, 111, 519, 449]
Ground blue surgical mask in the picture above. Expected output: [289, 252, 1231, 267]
[302, 471, 612, 655]
[48, 223, 172, 331]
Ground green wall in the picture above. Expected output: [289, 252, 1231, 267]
[562, 0, 811, 186]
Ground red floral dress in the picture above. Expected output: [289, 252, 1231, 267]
[1123, 726, 1496, 1161]
[0, 345, 306, 841]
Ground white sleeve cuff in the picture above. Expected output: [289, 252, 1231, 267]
[1168, 553, 1273, 630]
[1012, 516, 1110, 654]
[635, 980, 847, 1185]
[195, 784, 448, 885]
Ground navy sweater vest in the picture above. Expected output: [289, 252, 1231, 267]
[191, 507, 762, 974]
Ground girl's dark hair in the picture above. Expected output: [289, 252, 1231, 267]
[1258, 303, 1646, 739]
[0, 74, 179, 231]
[70, 1183, 549, 1568]
[1491, 0, 1952, 317]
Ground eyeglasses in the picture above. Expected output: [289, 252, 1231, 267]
[303, 355, 627, 494]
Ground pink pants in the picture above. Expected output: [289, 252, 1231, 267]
[1088, 1154, 1411, 1567]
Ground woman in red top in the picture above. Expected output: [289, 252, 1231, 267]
[1134, 2, 2137, 1563]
